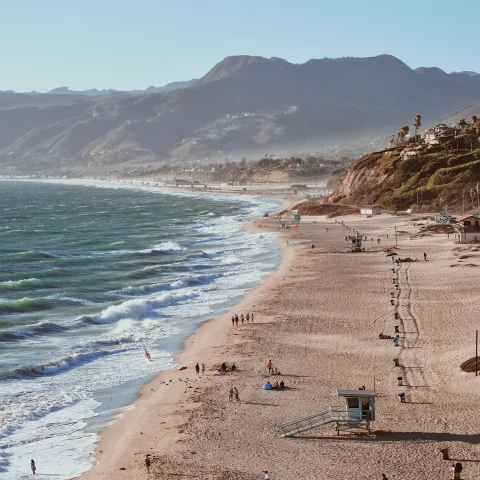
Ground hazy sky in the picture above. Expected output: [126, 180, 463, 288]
[3, 0, 479, 92]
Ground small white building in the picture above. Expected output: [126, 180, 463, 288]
[360, 205, 382, 215]
[454, 214, 480, 243]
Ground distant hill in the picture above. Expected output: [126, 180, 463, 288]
[437, 101, 480, 126]
[2, 54, 480, 174]
[43, 80, 197, 96]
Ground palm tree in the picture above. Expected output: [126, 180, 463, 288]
[413, 115, 421, 143]
[472, 115, 479, 138]
[397, 125, 409, 144]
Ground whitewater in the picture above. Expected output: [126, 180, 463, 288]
[0, 180, 280, 479]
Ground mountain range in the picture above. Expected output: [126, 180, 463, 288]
[1, 54, 480, 174]
[1, 80, 197, 98]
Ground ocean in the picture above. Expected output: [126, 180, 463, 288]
[0, 180, 280, 479]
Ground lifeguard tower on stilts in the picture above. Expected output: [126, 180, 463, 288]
[279, 390, 376, 437]
[351, 232, 365, 252]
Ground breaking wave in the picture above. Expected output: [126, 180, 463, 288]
[140, 241, 186, 255]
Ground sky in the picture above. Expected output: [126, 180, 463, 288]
[2, 0, 480, 92]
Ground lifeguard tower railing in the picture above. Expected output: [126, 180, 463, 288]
[279, 406, 347, 437]
[279, 405, 372, 437]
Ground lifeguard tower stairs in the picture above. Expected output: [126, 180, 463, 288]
[279, 390, 375, 437]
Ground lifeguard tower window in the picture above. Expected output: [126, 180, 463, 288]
[347, 397, 359, 408]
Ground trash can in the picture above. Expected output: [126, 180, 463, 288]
[394, 312, 399, 320]
[398, 392, 406, 402]
[397, 376, 403, 386]
[394, 325, 400, 334]
[392, 278, 396, 284]
[393, 358, 400, 367]
[395, 284, 399, 291]
[391, 292, 395, 298]
[440, 448, 449, 460]
[390, 299, 394, 306]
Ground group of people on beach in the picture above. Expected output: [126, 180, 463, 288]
[267, 359, 281, 375]
[229, 386, 240, 401]
[231, 311, 254, 326]
[218, 361, 237, 373]
[195, 362, 206, 375]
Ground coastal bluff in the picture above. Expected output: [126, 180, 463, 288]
[327, 146, 480, 211]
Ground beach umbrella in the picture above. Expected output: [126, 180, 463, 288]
[386, 252, 398, 257]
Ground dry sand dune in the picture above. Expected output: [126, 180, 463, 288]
[80, 212, 480, 480]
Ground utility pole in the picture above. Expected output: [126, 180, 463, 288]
[463, 191, 466, 215]
[477, 183, 480, 215]
[395, 225, 398, 247]
[476, 330, 478, 376]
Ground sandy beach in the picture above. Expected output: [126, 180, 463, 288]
[79, 209, 480, 480]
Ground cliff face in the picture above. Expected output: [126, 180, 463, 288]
[329, 150, 400, 201]
[327, 146, 480, 211]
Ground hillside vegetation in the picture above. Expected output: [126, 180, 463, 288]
[328, 145, 480, 211]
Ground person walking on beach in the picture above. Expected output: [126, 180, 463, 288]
[241, 314, 245, 325]
[381, 475, 388, 480]
[424, 252, 427, 261]
[145, 454, 151, 473]
[234, 386, 239, 401]
[267, 359, 272, 375]
[232, 315, 235, 327]
[264, 470, 271, 479]
[201, 362, 205, 375]
[235, 314, 239, 326]
[452, 462, 462, 480]
[246, 312, 250, 323]
[195, 363, 200, 376]
[251, 312, 254, 322]
[31, 459, 36, 475]
[229, 387, 234, 401]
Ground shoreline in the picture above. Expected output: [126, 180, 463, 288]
[0, 178, 290, 479]
[79, 214, 295, 479]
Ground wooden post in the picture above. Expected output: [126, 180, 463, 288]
[395, 225, 398, 247]
[476, 330, 478, 376]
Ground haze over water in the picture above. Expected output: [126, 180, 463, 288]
[0, 181, 279, 479]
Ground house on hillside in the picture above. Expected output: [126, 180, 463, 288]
[454, 214, 480, 243]
[402, 146, 419, 158]
[424, 130, 440, 145]
[360, 205, 382, 215]
[423, 124, 456, 145]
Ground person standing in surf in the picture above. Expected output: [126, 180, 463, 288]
[144, 348, 151, 361]
[31, 459, 36, 475]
